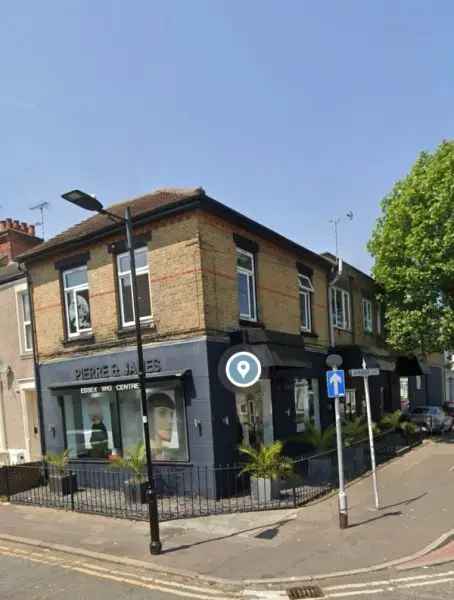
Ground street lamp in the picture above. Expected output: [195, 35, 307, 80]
[62, 189, 162, 555]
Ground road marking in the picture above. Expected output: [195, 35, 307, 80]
[325, 569, 454, 590]
[0, 545, 239, 600]
[400, 576, 454, 589]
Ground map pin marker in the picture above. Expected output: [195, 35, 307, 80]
[237, 360, 250, 379]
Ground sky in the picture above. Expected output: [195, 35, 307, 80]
[1, 1, 454, 273]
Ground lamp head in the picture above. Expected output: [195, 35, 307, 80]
[61, 190, 104, 213]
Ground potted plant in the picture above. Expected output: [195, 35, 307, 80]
[300, 422, 336, 482]
[342, 417, 369, 476]
[110, 442, 149, 504]
[45, 450, 77, 496]
[239, 441, 293, 503]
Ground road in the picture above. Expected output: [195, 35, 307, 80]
[0, 541, 237, 600]
[2, 539, 454, 599]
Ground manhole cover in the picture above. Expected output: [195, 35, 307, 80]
[287, 585, 324, 599]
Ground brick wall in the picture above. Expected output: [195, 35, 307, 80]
[198, 212, 330, 350]
[30, 214, 205, 361]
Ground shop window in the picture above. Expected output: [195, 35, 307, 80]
[117, 247, 152, 328]
[294, 378, 320, 432]
[17, 290, 33, 352]
[342, 389, 357, 419]
[236, 248, 257, 322]
[416, 376, 422, 391]
[362, 298, 373, 333]
[400, 377, 409, 412]
[60, 381, 188, 462]
[330, 287, 351, 330]
[63, 266, 92, 337]
[298, 274, 314, 333]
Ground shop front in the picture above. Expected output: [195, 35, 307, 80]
[39, 338, 214, 468]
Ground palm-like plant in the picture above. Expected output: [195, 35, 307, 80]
[379, 410, 403, 432]
[109, 442, 147, 483]
[342, 417, 368, 447]
[300, 422, 336, 452]
[400, 420, 418, 439]
[239, 441, 293, 480]
[44, 450, 69, 475]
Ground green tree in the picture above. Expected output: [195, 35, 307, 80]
[368, 141, 454, 353]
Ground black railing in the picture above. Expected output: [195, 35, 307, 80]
[1, 430, 422, 522]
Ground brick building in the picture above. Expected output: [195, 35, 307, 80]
[17, 188, 443, 470]
[0, 220, 42, 464]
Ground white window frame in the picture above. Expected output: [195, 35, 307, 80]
[63, 266, 92, 338]
[15, 284, 33, 354]
[117, 247, 152, 328]
[330, 287, 351, 330]
[236, 248, 257, 322]
[298, 274, 314, 333]
[362, 298, 373, 333]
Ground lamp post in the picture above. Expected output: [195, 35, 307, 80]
[61, 189, 162, 555]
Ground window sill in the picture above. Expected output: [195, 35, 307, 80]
[301, 330, 318, 338]
[117, 321, 156, 337]
[239, 319, 264, 328]
[62, 334, 96, 347]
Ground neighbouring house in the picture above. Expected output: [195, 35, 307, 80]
[18, 187, 334, 473]
[0, 219, 42, 465]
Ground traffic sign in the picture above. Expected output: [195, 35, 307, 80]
[326, 369, 346, 398]
[225, 351, 262, 388]
[349, 368, 380, 378]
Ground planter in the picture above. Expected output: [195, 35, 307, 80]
[344, 446, 366, 477]
[124, 480, 149, 504]
[250, 477, 281, 502]
[308, 455, 333, 483]
[48, 472, 78, 496]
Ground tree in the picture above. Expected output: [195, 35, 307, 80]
[368, 141, 454, 354]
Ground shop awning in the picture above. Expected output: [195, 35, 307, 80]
[49, 369, 191, 390]
[246, 344, 312, 370]
[395, 357, 430, 376]
[363, 355, 396, 372]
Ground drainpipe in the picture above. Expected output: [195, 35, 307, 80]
[0, 373, 8, 454]
[328, 257, 343, 349]
[19, 264, 46, 457]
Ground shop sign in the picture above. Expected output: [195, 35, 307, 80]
[80, 382, 140, 395]
[74, 359, 161, 382]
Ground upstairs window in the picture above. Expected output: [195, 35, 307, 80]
[377, 303, 382, 335]
[117, 247, 152, 327]
[362, 298, 373, 333]
[18, 290, 32, 352]
[236, 248, 257, 322]
[298, 274, 314, 332]
[330, 287, 351, 330]
[63, 266, 92, 337]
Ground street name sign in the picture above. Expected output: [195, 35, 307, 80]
[349, 368, 380, 378]
[326, 369, 346, 398]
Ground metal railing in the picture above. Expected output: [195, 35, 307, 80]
[0, 430, 422, 522]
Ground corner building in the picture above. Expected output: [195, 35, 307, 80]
[19, 188, 333, 470]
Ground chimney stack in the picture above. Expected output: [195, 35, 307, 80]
[0, 218, 42, 263]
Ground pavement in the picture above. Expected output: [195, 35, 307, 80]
[1, 437, 454, 587]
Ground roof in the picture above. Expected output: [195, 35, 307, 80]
[0, 261, 25, 285]
[17, 186, 329, 269]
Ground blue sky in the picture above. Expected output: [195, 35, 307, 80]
[1, 1, 453, 272]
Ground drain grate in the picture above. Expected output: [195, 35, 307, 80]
[287, 585, 324, 599]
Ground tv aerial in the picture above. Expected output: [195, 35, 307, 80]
[29, 202, 50, 239]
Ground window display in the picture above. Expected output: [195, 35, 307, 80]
[60, 380, 188, 461]
[294, 378, 320, 432]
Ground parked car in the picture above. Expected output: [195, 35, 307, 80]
[407, 406, 453, 433]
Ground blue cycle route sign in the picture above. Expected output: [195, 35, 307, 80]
[326, 369, 346, 398]
[225, 351, 262, 388]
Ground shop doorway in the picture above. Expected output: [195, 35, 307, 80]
[236, 380, 273, 448]
[294, 378, 321, 433]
